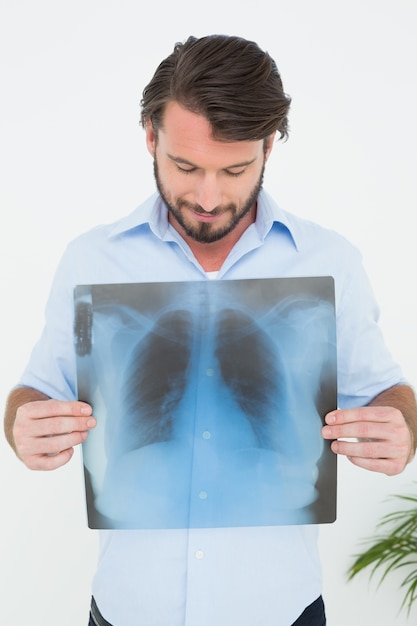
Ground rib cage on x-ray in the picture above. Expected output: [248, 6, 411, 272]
[119, 308, 283, 454]
[75, 278, 337, 529]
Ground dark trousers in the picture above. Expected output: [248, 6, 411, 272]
[292, 596, 326, 625]
[89, 595, 326, 626]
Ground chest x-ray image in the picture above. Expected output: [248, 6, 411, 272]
[74, 277, 337, 529]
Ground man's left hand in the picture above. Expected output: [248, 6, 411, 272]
[322, 406, 414, 476]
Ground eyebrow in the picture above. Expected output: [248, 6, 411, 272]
[167, 154, 257, 169]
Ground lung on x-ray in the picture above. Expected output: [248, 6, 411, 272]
[74, 277, 337, 529]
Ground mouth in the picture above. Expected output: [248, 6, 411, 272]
[191, 210, 223, 223]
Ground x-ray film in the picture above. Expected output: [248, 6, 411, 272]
[74, 277, 337, 529]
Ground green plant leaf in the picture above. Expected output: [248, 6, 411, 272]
[348, 485, 417, 615]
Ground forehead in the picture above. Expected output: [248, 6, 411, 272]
[158, 101, 264, 167]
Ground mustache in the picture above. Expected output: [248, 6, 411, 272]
[177, 200, 237, 216]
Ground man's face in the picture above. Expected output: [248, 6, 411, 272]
[146, 102, 274, 245]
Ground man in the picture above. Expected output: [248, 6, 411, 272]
[4, 34, 417, 626]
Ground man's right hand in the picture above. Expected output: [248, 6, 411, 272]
[5, 389, 96, 470]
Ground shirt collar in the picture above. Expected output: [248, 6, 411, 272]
[108, 189, 299, 250]
[255, 189, 299, 250]
[108, 192, 168, 239]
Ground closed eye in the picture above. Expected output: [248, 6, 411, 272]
[225, 169, 245, 178]
[176, 164, 197, 174]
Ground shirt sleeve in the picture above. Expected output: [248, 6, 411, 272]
[335, 247, 406, 408]
[18, 242, 78, 401]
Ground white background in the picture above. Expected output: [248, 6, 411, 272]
[1, 1, 416, 624]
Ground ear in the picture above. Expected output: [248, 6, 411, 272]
[264, 132, 276, 161]
[145, 119, 157, 157]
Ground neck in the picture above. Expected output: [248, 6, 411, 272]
[170, 203, 257, 272]
[189, 241, 233, 272]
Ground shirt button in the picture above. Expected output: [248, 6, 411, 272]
[205, 368, 214, 377]
[199, 490, 208, 500]
[202, 431, 211, 440]
[195, 550, 205, 560]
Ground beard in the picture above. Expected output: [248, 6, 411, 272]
[153, 157, 265, 244]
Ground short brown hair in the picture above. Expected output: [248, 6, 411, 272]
[140, 34, 291, 142]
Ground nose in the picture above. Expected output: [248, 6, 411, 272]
[195, 175, 222, 213]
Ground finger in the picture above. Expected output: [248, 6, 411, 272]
[325, 406, 402, 426]
[323, 421, 410, 452]
[346, 454, 407, 476]
[17, 429, 90, 461]
[330, 439, 409, 476]
[25, 448, 76, 471]
[18, 414, 97, 438]
[330, 438, 401, 460]
[13, 416, 96, 451]
[17, 399, 92, 421]
[322, 421, 393, 441]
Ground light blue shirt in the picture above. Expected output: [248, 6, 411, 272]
[19, 189, 404, 626]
